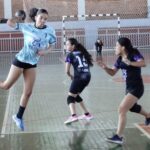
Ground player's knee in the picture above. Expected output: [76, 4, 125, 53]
[24, 91, 32, 99]
[118, 105, 127, 115]
[130, 104, 141, 113]
[75, 95, 83, 103]
[67, 95, 76, 105]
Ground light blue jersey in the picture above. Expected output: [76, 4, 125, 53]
[15, 23, 56, 65]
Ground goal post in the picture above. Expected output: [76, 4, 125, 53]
[62, 13, 120, 53]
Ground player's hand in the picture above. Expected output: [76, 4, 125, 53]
[37, 50, 45, 56]
[97, 60, 107, 69]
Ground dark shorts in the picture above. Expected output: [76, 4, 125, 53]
[126, 83, 144, 99]
[69, 73, 91, 94]
[13, 58, 37, 69]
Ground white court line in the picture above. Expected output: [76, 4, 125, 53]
[0, 126, 135, 136]
[1, 87, 14, 138]
[134, 123, 150, 139]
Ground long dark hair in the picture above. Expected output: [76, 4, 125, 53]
[68, 38, 93, 66]
[117, 37, 140, 58]
[29, 8, 38, 22]
[29, 8, 48, 22]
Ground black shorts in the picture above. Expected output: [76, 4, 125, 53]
[126, 83, 144, 99]
[69, 73, 91, 94]
[13, 58, 37, 69]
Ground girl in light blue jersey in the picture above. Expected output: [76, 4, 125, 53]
[0, 9, 56, 131]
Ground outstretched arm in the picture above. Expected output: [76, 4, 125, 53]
[7, 17, 18, 28]
[98, 61, 118, 76]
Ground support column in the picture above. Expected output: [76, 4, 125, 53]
[148, 0, 150, 17]
[4, 0, 12, 18]
[78, 0, 85, 20]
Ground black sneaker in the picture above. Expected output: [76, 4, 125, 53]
[106, 134, 123, 145]
[145, 118, 150, 125]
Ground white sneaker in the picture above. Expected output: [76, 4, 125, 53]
[12, 115, 24, 131]
[64, 115, 78, 124]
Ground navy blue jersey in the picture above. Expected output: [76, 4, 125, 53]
[65, 51, 90, 77]
[114, 52, 144, 85]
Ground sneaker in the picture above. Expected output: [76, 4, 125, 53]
[145, 118, 150, 125]
[78, 113, 93, 120]
[12, 115, 24, 131]
[64, 115, 78, 124]
[106, 134, 123, 145]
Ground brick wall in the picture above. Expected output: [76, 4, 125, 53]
[86, 0, 147, 18]
[23, 0, 78, 21]
[12, 0, 23, 17]
[0, 0, 148, 21]
[0, 0, 4, 18]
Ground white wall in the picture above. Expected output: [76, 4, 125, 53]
[1, 18, 150, 32]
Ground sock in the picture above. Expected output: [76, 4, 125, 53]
[17, 106, 25, 119]
[85, 112, 89, 116]
[72, 114, 76, 117]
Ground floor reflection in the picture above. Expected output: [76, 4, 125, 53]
[68, 122, 91, 150]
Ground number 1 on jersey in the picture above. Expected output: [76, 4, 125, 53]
[76, 56, 88, 68]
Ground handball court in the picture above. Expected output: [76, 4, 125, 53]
[0, 50, 150, 150]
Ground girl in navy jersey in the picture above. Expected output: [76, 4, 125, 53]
[99, 37, 150, 145]
[64, 38, 94, 124]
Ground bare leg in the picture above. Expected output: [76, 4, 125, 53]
[68, 92, 77, 115]
[117, 93, 138, 137]
[20, 68, 36, 107]
[69, 103, 76, 115]
[0, 65, 23, 90]
[79, 101, 89, 113]
[139, 108, 150, 118]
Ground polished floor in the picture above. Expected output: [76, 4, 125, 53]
[0, 52, 150, 150]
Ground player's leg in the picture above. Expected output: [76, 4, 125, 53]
[13, 68, 36, 130]
[0, 64, 23, 90]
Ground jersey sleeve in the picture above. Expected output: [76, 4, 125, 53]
[65, 53, 73, 64]
[133, 53, 144, 61]
[15, 23, 26, 31]
[48, 27, 56, 45]
[114, 57, 121, 69]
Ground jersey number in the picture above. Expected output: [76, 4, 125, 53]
[76, 56, 88, 68]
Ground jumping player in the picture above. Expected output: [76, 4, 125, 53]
[64, 38, 93, 124]
[99, 37, 150, 145]
[0, 9, 56, 131]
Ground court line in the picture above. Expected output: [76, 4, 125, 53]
[134, 123, 150, 139]
[1, 87, 14, 138]
[0, 126, 135, 136]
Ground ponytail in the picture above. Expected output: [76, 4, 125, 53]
[76, 43, 93, 66]
[67, 38, 93, 66]
[29, 8, 38, 22]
